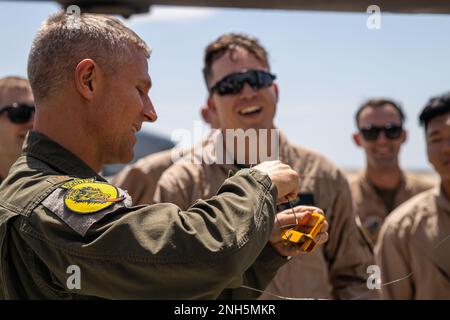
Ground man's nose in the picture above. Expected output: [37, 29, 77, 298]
[375, 131, 389, 143]
[142, 97, 157, 122]
[240, 82, 258, 99]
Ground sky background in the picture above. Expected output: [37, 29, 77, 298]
[1, 1, 450, 171]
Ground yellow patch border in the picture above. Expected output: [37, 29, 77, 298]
[64, 181, 124, 214]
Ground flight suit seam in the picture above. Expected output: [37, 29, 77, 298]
[23, 181, 63, 217]
[0, 201, 22, 216]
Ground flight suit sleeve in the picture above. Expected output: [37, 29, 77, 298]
[218, 244, 289, 299]
[324, 173, 378, 299]
[21, 169, 278, 299]
[375, 221, 414, 299]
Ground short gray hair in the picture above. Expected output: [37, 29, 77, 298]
[28, 11, 151, 103]
[0, 76, 31, 106]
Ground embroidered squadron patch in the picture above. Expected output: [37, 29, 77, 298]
[42, 178, 132, 236]
[64, 181, 126, 214]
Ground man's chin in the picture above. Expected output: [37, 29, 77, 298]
[105, 151, 134, 166]
[374, 162, 397, 169]
[121, 151, 134, 164]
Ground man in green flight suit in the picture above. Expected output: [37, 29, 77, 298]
[0, 12, 328, 299]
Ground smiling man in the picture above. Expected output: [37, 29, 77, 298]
[351, 99, 433, 245]
[375, 92, 450, 299]
[0, 76, 34, 183]
[154, 33, 375, 300]
[112, 104, 219, 205]
[0, 13, 326, 299]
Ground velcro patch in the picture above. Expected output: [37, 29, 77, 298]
[42, 182, 132, 236]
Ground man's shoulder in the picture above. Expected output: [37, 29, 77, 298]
[383, 187, 437, 231]
[403, 171, 437, 193]
[0, 157, 72, 217]
[112, 149, 175, 186]
[347, 171, 367, 197]
[127, 149, 175, 173]
[287, 142, 345, 181]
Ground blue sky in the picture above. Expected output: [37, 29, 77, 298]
[1, 1, 450, 170]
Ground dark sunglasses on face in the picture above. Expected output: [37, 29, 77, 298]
[0, 102, 35, 124]
[209, 69, 276, 96]
[359, 124, 403, 141]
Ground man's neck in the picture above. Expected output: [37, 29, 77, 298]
[366, 164, 403, 190]
[34, 111, 102, 173]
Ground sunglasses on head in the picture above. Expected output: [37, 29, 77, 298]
[359, 124, 403, 141]
[209, 70, 276, 96]
[0, 102, 35, 124]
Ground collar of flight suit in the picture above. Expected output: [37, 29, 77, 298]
[359, 169, 410, 205]
[22, 130, 105, 181]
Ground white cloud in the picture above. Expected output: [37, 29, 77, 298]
[129, 6, 216, 24]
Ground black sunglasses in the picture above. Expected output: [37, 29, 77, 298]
[210, 70, 276, 96]
[0, 102, 35, 124]
[359, 124, 403, 141]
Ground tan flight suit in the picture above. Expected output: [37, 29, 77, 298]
[155, 132, 376, 299]
[375, 186, 450, 299]
[112, 149, 175, 205]
[112, 139, 211, 205]
[0, 131, 287, 299]
[350, 171, 434, 245]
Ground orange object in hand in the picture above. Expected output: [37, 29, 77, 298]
[281, 212, 326, 252]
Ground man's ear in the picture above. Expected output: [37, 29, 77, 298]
[207, 95, 217, 113]
[273, 82, 279, 102]
[74, 59, 97, 101]
[353, 132, 363, 147]
[401, 129, 408, 143]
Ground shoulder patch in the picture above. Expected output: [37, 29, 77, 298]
[42, 180, 132, 236]
[64, 181, 124, 214]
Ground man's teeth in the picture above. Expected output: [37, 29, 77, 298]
[239, 106, 262, 115]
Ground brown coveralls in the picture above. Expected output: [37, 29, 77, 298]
[375, 186, 450, 299]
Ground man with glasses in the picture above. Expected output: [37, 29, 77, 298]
[351, 99, 433, 245]
[0, 76, 34, 183]
[376, 93, 450, 299]
[154, 33, 375, 300]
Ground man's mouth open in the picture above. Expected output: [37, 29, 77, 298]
[238, 106, 263, 116]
